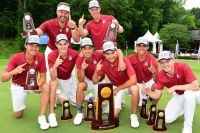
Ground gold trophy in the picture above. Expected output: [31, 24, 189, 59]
[153, 109, 167, 131]
[24, 66, 39, 90]
[91, 83, 119, 130]
[61, 100, 73, 120]
[140, 99, 148, 119]
[85, 101, 95, 121]
[23, 12, 37, 36]
[147, 105, 157, 125]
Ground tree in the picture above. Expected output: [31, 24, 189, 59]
[159, 23, 191, 51]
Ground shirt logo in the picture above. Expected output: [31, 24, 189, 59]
[93, 60, 97, 64]
[35, 60, 38, 65]
[144, 61, 148, 66]
[68, 56, 72, 60]
[66, 28, 69, 32]
[102, 19, 106, 24]
[177, 74, 180, 78]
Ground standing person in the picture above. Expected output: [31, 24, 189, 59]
[73, 37, 126, 125]
[128, 37, 158, 106]
[1, 35, 50, 130]
[78, 0, 124, 50]
[142, 51, 200, 133]
[47, 34, 79, 127]
[92, 41, 140, 128]
[36, 2, 80, 82]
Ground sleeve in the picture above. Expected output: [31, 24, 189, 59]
[76, 56, 83, 71]
[151, 55, 159, 74]
[39, 55, 47, 73]
[4, 55, 17, 72]
[48, 52, 56, 69]
[38, 20, 49, 33]
[183, 63, 197, 83]
[124, 58, 135, 78]
[85, 22, 90, 33]
[155, 74, 164, 90]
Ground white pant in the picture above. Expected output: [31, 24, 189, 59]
[57, 77, 77, 105]
[165, 90, 200, 129]
[113, 86, 129, 109]
[10, 84, 28, 112]
[137, 79, 155, 106]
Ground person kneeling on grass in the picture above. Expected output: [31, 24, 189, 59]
[142, 51, 200, 133]
[92, 41, 140, 128]
[1, 35, 50, 130]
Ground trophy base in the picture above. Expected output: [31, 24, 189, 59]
[140, 114, 148, 119]
[146, 120, 155, 125]
[23, 30, 37, 36]
[24, 85, 39, 90]
[153, 126, 167, 131]
[85, 117, 94, 121]
[91, 119, 119, 130]
[61, 114, 73, 120]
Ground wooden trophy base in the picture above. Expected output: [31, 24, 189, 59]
[61, 114, 73, 120]
[153, 125, 167, 131]
[24, 85, 39, 90]
[91, 118, 119, 130]
[23, 30, 37, 36]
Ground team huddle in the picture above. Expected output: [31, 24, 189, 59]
[1, 1, 200, 133]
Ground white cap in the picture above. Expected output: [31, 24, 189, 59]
[103, 41, 116, 52]
[25, 35, 40, 44]
[158, 51, 174, 61]
[56, 34, 68, 43]
[136, 37, 149, 45]
[81, 37, 93, 47]
[57, 2, 70, 12]
[89, 0, 100, 9]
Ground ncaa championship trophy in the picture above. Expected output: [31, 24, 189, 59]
[91, 83, 119, 130]
[153, 109, 167, 131]
[24, 66, 39, 90]
[147, 105, 157, 125]
[104, 22, 117, 44]
[23, 12, 37, 36]
[140, 99, 148, 119]
[61, 100, 73, 120]
[85, 101, 95, 121]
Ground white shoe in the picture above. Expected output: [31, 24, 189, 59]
[73, 113, 84, 125]
[130, 114, 139, 128]
[48, 113, 58, 128]
[38, 115, 49, 130]
[182, 127, 192, 133]
[84, 93, 94, 101]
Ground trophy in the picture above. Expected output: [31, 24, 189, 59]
[23, 12, 37, 36]
[61, 100, 73, 120]
[24, 66, 39, 90]
[85, 101, 95, 121]
[91, 83, 119, 130]
[153, 109, 167, 131]
[147, 105, 157, 125]
[140, 99, 148, 119]
[104, 22, 117, 44]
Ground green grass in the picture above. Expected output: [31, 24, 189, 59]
[0, 59, 200, 133]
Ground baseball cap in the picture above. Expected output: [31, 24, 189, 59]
[81, 37, 93, 48]
[103, 41, 117, 53]
[136, 37, 149, 45]
[56, 34, 68, 43]
[88, 0, 100, 9]
[158, 51, 174, 61]
[25, 35, 40, 44]
[57, 2, 70, 12]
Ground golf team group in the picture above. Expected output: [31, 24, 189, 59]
[1, 1, 200, 133]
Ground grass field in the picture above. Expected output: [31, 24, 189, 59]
[0, 59, 200, 133]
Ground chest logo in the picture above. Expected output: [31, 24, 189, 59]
[102, 19, 106, 24]
[66, 28, 69, 32]
[144, 61, 148, 66]
[93, 60, 97, 64]
[68, 56, 72, 61]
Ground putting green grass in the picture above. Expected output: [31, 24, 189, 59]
[0, 59, 199, 133]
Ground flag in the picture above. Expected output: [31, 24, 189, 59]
[175, 40, 179, 57]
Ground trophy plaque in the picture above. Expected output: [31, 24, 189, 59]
[24, 66, 39, 90]
[140, 99, 148, 119]
[91, 83, 119, 130]
[23, 12, 37, 36]
[61, 100, 73, 120]
[147, 105, 157, 125]
[85, 101, 95, 121]
[153, 109, 167, 131]
[104, 22, 117, 43]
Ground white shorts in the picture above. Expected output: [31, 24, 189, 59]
[57, 77, 77, 105]
[137, 79, 155, 106]
[84, 77, 98, 97]
[44, 46, 53, 83]
[10, 84, 28, 112]
[113, 86, 129, 110]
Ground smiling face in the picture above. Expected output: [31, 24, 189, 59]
[25, 43, 40, 57]
[159, 59, 175, 74]
[81, 45, 94, 59]
[136, 43, 149, 56]
[56, 40, 69, 56]
[56, 10, 69, 23]
[88, 7, 101, 20]
[104, 50, 117, 63]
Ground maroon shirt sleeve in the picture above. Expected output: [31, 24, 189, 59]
[155, 72, 165, 90]
[5, 54, 17, 72]
[76, 56, 84, 71]
[124, 57, 135, 78]
[48, 51, 57, 69]
[38, 20, 49, 33]
[38, 54, 46, 73]
[183, 63, 196, 83]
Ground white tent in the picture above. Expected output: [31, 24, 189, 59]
[154, 32, 163, 52]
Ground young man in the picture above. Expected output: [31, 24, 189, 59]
[78, 0, 123, 50]
[142, 51, 200, 133]
[128, 37, 158, 106]
[48, 34, 79, 127]
[36, 2, 80, 82]
[92, 41, 140, 128]
[74, 37, 126, 125]
[1, 35, 50, 130]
